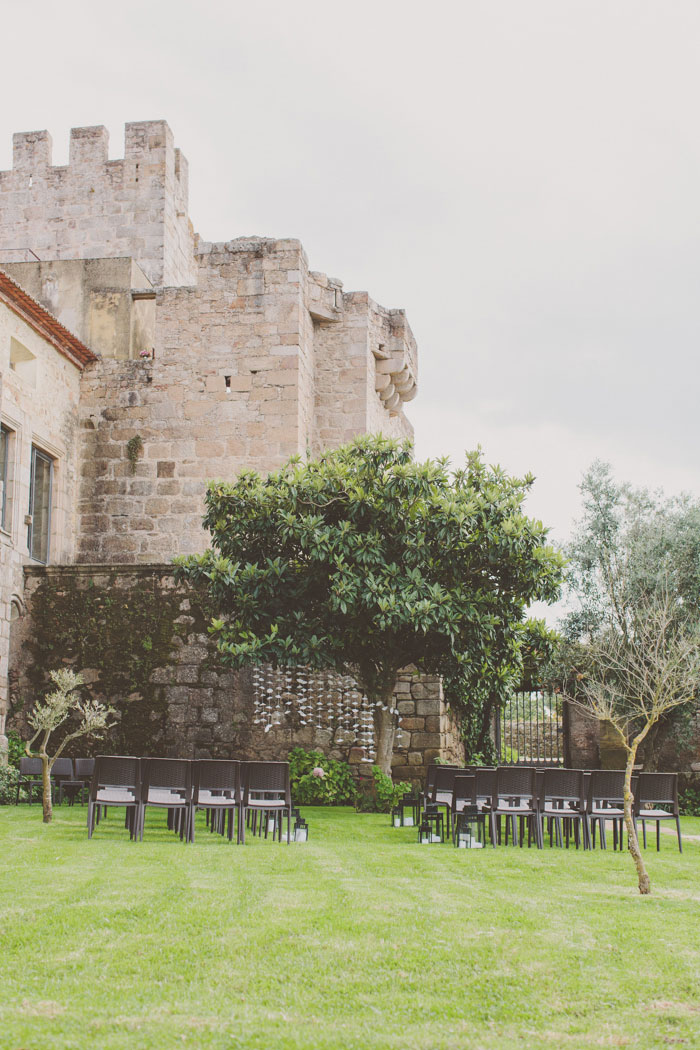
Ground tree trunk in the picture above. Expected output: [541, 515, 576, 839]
[623, 744, 650, 895]
[372, 698, 396, 777]
[41, 752, 53, 824]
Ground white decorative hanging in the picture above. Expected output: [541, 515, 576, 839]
[250, 662, 383, 757]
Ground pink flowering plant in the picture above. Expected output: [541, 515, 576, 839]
[288, 748, 357, 806]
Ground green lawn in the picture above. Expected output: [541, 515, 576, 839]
[1, 806, 699, 1050]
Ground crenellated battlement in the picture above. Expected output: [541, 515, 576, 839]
[1, 121, 195, 287]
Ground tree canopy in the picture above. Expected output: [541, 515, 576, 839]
[561, 460, 700, 642]
[176, 436, 563, 771]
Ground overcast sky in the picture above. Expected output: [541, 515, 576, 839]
[3, 0, 700, 562]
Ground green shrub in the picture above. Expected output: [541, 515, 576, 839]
[355, 767, 411, 813]
[6, 731, 24, 769]
[0, 765, 22, 805]
[288, 748, 358, 806]
[679, 786, 700, 816]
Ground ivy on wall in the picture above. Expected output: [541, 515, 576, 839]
[18, 572, 209, 756]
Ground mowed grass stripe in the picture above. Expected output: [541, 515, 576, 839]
[1, 806, 699, 1049]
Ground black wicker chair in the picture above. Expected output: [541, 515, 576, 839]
[540, 768, 589, 849]
[15, 757, 43, 805]
[426, 766, 468, 837]
[451, 775, 476, 842]
[51, 757, 82, 805]
[487, 766, 542, 848]
[74, 758, 96, 804]
[586, 770, 626, 850]
[239, 761, 292, 845]
[138, 758, 194, 842]
[633, 772, 681, 852]
[192, 759, 241, 843]
[87, 756, 142, 839]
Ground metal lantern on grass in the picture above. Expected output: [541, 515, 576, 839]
[294, 816, 309, 842]
[454, 806, 484, 849]
[418, 818, 433, 844]
[420, 806, 444, 843]
[391, 805, 402, 828]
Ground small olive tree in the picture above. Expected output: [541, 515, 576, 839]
[26, 669, 115, 823]
[176, 436, 563, 774]
[567, 590, 700, 894]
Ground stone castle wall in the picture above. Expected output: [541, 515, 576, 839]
[0, 120, 423, 756]
[0, 303, 84, 725]
[0, 122, 419, 566]
[72, 241, 416, 563]
[8, 566, 463, 786]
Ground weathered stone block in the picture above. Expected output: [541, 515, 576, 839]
[399, 717, 424, 732]
[410, 732, 441, 749]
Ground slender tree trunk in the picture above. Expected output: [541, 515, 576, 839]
[477, 694, 497, 762]
[41, 750, 53, 824]
[372, 694, 397, 777]
[623, 743, 650, 895]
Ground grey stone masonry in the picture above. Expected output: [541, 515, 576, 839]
[388, 668, 465, 786]
[9, 566, 461, 785]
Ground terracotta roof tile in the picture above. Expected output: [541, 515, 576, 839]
[0, 268, 97, 369]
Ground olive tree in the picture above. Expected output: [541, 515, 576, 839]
[567, 588, 700, 894]
[555, 461, 700, 764]
[176, 436, 563, 774]
[26, 668, 115, 823]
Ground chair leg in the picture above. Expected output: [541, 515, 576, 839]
[656, 820, 660, 852]
[676, 815, 682, 853]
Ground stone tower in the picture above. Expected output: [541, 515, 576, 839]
[0, 121, 418, 563]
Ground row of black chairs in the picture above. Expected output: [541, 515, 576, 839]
[88, 756, 294, 845]
[15, 757, 95, 805]
[422, 765, 682, 851]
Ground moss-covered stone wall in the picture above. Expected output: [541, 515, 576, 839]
[8, 566, 463, 782]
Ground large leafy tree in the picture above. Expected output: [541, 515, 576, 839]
[176, 436, 563, 773]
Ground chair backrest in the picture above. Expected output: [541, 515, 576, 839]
[425, 763, 462, 794]
[452, 775, 476, 808]
[474, 768, 496, 801]
[74, 758, 95, 779]
[51, 758, 74, 780]
[587, 770, 625, 811]
[495, 766, 537, 803]
[243, 761, 290, 805]
[193, 760, 240, 804]
[541, 768, 584, 806]
[433, 766, 462, 797]
[635, 772, 678, 812]
[425, 764, 440, 795]
[142, 758, 192, 796]
[19, 756, 43, 776]
[91, 756, 141, 798]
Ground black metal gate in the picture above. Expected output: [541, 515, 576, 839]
[496, 691, 564, 766]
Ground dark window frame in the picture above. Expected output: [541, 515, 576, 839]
[28, 445, 53, 564]
[0, 425, 8, 532]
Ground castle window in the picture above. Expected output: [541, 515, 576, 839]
[9, 337, 37, 388]
[0, 425, 10, 531]
[28, 446, 53, 563]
